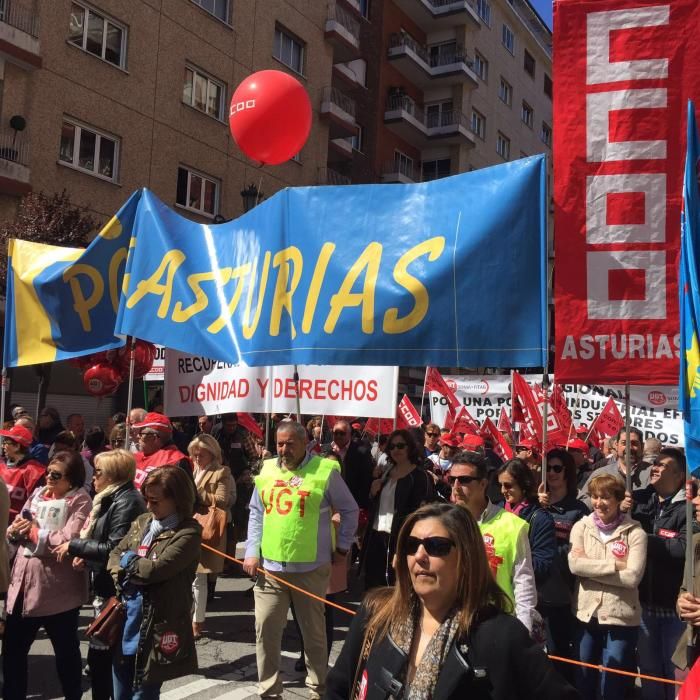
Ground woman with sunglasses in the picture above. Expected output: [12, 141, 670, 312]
[361, 429, 436, 590]
[326, 502, 579, 699]
[536, 448, 590, 678]
[3, 451, 92, 700]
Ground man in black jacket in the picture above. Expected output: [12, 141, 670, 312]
[324, 420, 374, 509]
[631, 447, 687, 699]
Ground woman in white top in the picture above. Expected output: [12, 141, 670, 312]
[360, 429, 436, 590]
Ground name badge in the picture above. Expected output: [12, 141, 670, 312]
[137, 544, 149, 557]
[611, 540, 628, 559]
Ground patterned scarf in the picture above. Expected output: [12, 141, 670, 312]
[80, 481, 126, 539]
[392, 606, 460, 699]
[141, 512, 181, 549]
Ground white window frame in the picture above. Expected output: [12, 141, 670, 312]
[471, 109, 486, 140]
[540, 122, 552, 147]
[521, 101, 533, 128]
[347, 125, 364, 153]
[394, 150, 414, 178]
[474, 51, 488, 81]
[476, 0, 491, 26]
[496, 131, 511, 160]
[183, 64, 226, 121]
[498, 77, 512, 107]
[69, 2, 127, 69]
[502, 24, 515, 55]
[176, 166, 220, 218]
[190, 0, 230, 23]
[274, 25, 305, 76]
[58, 117, 120, 182]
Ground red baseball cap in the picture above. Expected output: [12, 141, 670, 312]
[516, 437, 540, 449]
[439, 433, 460, 448]
[461, 434, 485, 450]
[133, 412, 172, 434]
[0, 424, 33, 447]
[351, 422, 363, 430]
[567, 438, 589, 456]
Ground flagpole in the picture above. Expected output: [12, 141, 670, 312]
[124, 336, 136, 450]
[509, 369, 517, 440]
[293, 365, 301, 422]
[624, 383, 632, 494]
[686, 478, 697, 667]
[0, 367, 7, 438]
[420, 366, 428, 421]
[541, 374, 549, 489]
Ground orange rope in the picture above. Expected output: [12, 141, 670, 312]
[203, 544, 684, 687]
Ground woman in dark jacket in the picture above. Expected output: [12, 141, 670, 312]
[54, 449, 146, 700]
[325, 502, 579, 700]
[36, 406, 64, 447]
[108, 467, 201, 699]
[361, 429, 435, 590]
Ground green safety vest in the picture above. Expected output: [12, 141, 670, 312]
[254, 456, 339, 563]
[479, 508, 529, 606]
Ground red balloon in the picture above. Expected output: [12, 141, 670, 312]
[83, 363, 122, 397]
[115, 341, 156, 380]
[229, 70, 312, 165]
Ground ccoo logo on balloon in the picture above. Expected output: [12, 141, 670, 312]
[230, 99, 256, 117]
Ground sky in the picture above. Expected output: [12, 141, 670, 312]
[529, 0, 553, 30]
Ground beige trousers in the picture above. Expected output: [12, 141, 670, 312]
[254, 563, 331, 698]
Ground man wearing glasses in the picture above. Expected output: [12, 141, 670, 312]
[325, 420, 373, 510]
[423, 423, 441, 457]
[448, 450, 538, 635]
[513, 438, 541, 473]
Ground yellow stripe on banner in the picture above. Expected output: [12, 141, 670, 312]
[10, 239, 83, 366]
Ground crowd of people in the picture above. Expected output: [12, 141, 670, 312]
[0, 403, 698, 699]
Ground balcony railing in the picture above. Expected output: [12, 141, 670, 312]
[322, 86, 357, 120]
[426, 0, 475, 9]
[327, 1, 360, 42]
[0, 128, 28, 166]
[383, 159, 416, 181]
[0, 0, 39, 38]
[319, 166, 351, 186]
[426, 108, 470, 130]
[389, 32, 429, 64]
[386, 95, 472, 134]
[389, 33, 472, 69]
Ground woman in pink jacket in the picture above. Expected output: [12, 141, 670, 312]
[3, 450, 92, 700]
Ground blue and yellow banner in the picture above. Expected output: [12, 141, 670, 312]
[680, 102, 700, 475]
[4, 156, 547, 369]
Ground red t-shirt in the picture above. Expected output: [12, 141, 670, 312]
[134, 445, 191, 488]
[0, 458, 46, 524]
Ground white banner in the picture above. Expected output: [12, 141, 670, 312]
[430, 375, 683, 447]
[164, 350, 399, 418]
[143, 345, 165, 382]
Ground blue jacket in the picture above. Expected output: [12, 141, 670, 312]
[518, 502, 557, 588]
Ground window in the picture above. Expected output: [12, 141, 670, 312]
[429, 41, 458, 67]
[540, 122, 552, 147]
[498, 77, 512, 106]
[183, 65, 225, 120]
[426, 101, 453, 128]
[394, 150, 414, 178]
[176, 166, 219, 217]
[544, 73, 553, 99]
[191, 0, 229, 22]
[473, 51, 488, 81]
[422, 158, 450, 181]
[359, 0, 370, 19]
[502, 24, 515, 54]
[69, 3, 126, 68]
[496, 132, 511, 159]
[471, 109, 485, 139]
[347, 125, 364, 152]
[59, 118, 119, 181]
[476, 0, 491, 25]
[524, 49, 535, 77]
[274, 26, 305, 74]
[521, 101, 533, 128]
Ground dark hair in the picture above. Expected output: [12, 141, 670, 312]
[451, 450, 488, 480]
[53, 430, 78, 450]
[222, 413, 238, 421]
[658, 447, 687, 476]
[615, 426, 644, 442]
[386, 429, 422, 467]
[141, 467, 196, 519]
[546, 448, 577, 497]
[50, 450, 85, 488]
[497, 458, 537, 501]
[111, 412, 127, 425]
[84, 426, 106, 452]
[40, 406, 61, 424]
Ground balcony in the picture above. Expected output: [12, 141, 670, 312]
[320, 86, 359, 139]
[384, 95, 476, 148]
[381, 159, 417, 184]
[0, 128, 30, 194]
[390, 0, 480, 31]
[328, 137, 354, 162]
[0, 0, 40, 69]
[325, 2, 360, 62]
[387, 33, 477, 89]
[318, 166, 352, 186]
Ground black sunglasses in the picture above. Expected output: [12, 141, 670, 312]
[47, 470, 65, 481]
[426, 431, 440, 438]
[447, 474, 481, 486]
[333, 430, 347, 436]
[406, 535, 455, 557]
[389, 442, 407, 450]
[547, 462, 564, 473]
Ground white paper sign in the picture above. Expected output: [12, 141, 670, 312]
[164, 350, 399, 418]
[430, 374, 683, 446]
[143, 345, 166, 382]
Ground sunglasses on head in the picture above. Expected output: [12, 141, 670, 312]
[389, 442, 407, 450]
[406, 535, 455, 557]
[47, 470, 65, 481]
[547, 462, 564, 473]
[447, 474, 481, 486]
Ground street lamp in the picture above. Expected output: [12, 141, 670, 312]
[241, 183, 264, 212]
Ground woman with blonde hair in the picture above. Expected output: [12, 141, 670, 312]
[188, 433, 234, 639]
[326, 502, 578, 699]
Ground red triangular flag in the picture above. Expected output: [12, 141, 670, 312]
[591, 397, 624, 438]
[481, 417, 514, 461]
[237, 412, 263, 439]
[425, 367, 461, 413]
[549, 383, 574, 445]
[497, 406, 513, 437]
[453, 405, 480, 435]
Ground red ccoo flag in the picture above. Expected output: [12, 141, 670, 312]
[237, 412, 263, 439]
[481, 417, 514, 461]
[425, 367, 461, 413]
[364, 417, 395, 436]
[497, 406, 513, 438]
[397, 394, 422, 428]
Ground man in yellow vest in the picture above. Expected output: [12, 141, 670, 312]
[448, 451, 538, 633]
[243, 421, 359, 698]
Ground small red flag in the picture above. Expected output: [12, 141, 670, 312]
[591, 397, 624, 438]
[497, 406, 513, 437]
[480, 417, 514, 461]
[425, 367, 461, 413]
[364, 417, 395, 436]
[237, 412, 263, 439]
[397, 394, 422, 428]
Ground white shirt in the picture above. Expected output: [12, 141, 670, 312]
[373, 479, 397, 533]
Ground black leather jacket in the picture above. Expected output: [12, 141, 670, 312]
[68, 481, 145, 597]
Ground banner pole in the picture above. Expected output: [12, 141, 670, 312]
[686, 478, 697, 667]
[541, 374, 549, 488]
[265, 413, 270, 454]
[293, 365, 301, 422]
[510, 369, 516, 439]
[124, 337, 136, 450]
[419, 367, 428, 420]
[624, 383, 632, 494]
